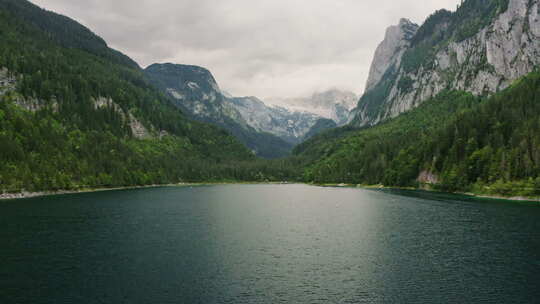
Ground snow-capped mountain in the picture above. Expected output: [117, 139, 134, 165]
[266, 89, 358, 126]
[144, 63, 354, 154]
[226, 96, 324, 144]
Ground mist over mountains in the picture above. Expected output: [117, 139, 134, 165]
[145, 63, 358, 156]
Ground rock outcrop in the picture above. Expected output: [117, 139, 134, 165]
[1, 67, 59, 112]
[93, 97, 153, 139]
[0, 68, 16, 93]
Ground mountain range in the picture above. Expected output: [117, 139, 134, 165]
[1, 0, 539, 198]
[144, 63, 357, 156]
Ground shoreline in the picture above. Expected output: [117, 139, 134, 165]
[0, 184, 175, 201]
[0, 181, 295, 201]
[2, 182, 539, 203]
[315, 183, 540, 203]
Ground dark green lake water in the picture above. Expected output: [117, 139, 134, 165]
[1, 184, 539, 303]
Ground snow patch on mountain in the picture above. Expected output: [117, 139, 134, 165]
[266, 89, 358, 126]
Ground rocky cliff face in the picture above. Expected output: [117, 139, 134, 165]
[352, 0, 540, 127]
[364, 19, 419, 92]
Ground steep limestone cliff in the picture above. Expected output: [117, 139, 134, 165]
[352, 0, 540, 126]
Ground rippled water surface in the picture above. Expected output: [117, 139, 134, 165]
[1, 184, 539, 303]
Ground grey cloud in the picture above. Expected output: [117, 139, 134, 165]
[32, 0, 461, 98]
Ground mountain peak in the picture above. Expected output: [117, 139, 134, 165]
[364, 18, 419, 92]
[398, 18, 414, 27]
[398, 18, 419, 40]
[145, 63, 221, 94]
[145, 63, 214, 79]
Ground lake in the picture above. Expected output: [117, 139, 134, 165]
[1, 184, 539, 303]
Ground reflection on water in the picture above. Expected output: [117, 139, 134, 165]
[1, 184, 539, 303]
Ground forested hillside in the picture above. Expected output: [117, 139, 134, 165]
[0, 0, 298, 192]
[296, 72, 540, 198]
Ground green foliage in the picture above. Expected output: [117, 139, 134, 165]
[298, 91, 480, 185]
[0, 0, 302, 192]
[297, 72, 540, 198]
[211, 116, 294, 159]
[0, 97, 284, 192]
[453, 0, 509, 42]
[410, 9, 453, 47]
[0, 0, 138, 68]
[302, 118, 337, 141]
[293, 125, 360, 163]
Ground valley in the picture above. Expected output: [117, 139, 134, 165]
[144, 63, 357, 157]
[2, 1, 540, 302]
[1, 0, 539, 200]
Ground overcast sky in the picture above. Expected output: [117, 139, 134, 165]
[32, 0, 460, 99]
